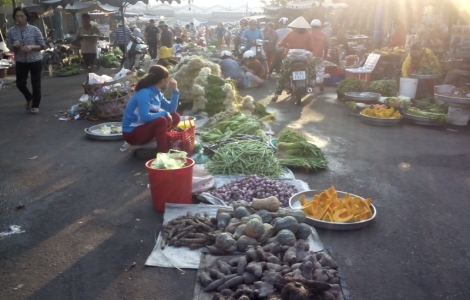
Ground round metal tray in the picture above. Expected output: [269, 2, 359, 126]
[434, 93, 470, 105]
[403, 112, 444, 126]
[410, 74, 443, 79]
[85, 122, 123, 141]
[289, 190, 376, 230]
[344, 92, 381, 102]
[359, 112, 402, 126]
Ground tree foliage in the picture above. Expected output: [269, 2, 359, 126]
[1, 0, 20, 9]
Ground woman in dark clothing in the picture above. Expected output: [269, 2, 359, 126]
[6, 7, 46, 113]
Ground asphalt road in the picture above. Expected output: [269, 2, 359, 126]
[1, 73, 470, 300]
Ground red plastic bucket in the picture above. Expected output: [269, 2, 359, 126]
[145, 158, 195, 212]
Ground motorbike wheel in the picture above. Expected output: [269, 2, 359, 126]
[42, 53, 60, 72]
[295, 89, 302, 106]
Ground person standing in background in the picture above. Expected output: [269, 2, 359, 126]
[182, 24, 189, 42]
[145, 19, 159, 59]
[263, 22, 276, 75]
[114, 22, 132, 66]
[159, 21, 173, 48]
[130, 23, 143, 39]
[270, 17, 292, 76]
[310, 19, 329, 92]
[77, 13, 101, 72]
[390, 20, 406, 48]
[215, 22, 225, 49]
[322, 21, 333, 41]
[6, 7, 46, 114]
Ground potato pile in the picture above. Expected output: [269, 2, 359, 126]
[199, 242, 344, 300]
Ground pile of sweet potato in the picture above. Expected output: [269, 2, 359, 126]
[198, 240, 344, 300]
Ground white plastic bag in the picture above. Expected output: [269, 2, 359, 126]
[192, 166, 215, 194]
[114, 68, 130, 81]
[88, 73, 104, 84]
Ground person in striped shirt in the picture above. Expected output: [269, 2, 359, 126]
[114, 23, 132, 66]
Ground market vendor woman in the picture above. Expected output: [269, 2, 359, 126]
[402, 43, 441, 94]
[122, 65, 180, 153]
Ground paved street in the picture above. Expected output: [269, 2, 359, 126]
[1, 72, 470, 300]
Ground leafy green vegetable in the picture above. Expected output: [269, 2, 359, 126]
[368, 80, 398, 97]
[406, 108, 447, 121]
[337, 78, 365, 95]
[276, 129, 328, 170]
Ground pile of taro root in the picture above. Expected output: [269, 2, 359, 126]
[160, 196, 312, 255]
[198, 241, 343, 300]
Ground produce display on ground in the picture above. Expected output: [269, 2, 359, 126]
[385, 96, 411, 110]
[201, 113, 267, 143]
[198, 243, 344, 300]
[205, 140, 283, 178]
[404, 99, 448, 121]
[368, 80, 398, 97]
[275, 130, 328, 171]
[57, 63, 81, 75]
[205, 135, 265, 154]
[208, 176, 299, 207]
[300, 186, 373, 223]
[337, 78, 365, 98]
[100, 48, 123, 68]
[160, 198, 312, 256]
[449, 86, 470, 98]
[361, 107, 402, 118]
[166, 56, 221, 101]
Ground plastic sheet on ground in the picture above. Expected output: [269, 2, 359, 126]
[145, 203, 324, 269]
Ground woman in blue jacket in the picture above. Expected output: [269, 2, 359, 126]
[122, 65, 180, 153]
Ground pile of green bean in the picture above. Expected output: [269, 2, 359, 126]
[205, 140, 284, 178]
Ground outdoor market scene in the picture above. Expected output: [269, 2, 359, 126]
[0, 0, 470, 299]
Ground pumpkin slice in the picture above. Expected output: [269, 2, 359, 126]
[354, 211, 370, 222]
[318, 192, 329, 205]
[319, 205, 334, 220]
[299, 194, 307, 206]
[333, 208, 353, 223]
[326, 186, 337, 198]
[364, 198, 372, 207]
[322, 211, 335, 222]
[311, 205, 325, 220]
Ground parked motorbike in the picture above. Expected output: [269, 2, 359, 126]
[123, 35, 148, 70]
[289, 59, 314, 105]
[42, 38, 72, 71]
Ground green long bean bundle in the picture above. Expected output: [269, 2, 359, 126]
[205, 140, 283, 178]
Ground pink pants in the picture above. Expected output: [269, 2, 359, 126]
[123, 113, 180, 153]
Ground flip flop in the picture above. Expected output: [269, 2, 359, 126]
[25, 100, 32, 110]
[30, 108, 39, 114]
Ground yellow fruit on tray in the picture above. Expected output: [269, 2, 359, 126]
[300, 186, 373, 223]
[361, 107, 402, 119]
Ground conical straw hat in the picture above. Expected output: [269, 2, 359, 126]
[288, 16, 311, 29]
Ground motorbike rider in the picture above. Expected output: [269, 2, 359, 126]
[271, 16, 316, 103]
[270, 17, 292, 76]
[241, 50, 266, 89]
[240, 19, 264, 53]
[310, 19, 329, 92]
[234, 18, 248, 55]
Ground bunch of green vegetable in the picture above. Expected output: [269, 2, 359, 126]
[201, 113, 266, 143]
[414, 62, 441, 75]
[413, 99, 448, 113]
[205, 140, 284, 177]
[57, 63, 81, 74]
[337, 78, 365, 96]
[405, 107, 447, 121]
[275, 129, 328, 170]
[112, 48, 123, 56]
[368, 80, 398, 97]
[100, 53, 120, 68]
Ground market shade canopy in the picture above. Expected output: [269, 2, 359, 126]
[53, 0, 181, 5]
[57, 1, 120, 13]
[285, 0, 348, 9]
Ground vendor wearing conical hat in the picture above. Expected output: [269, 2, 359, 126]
[277, 16, 314, 54]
